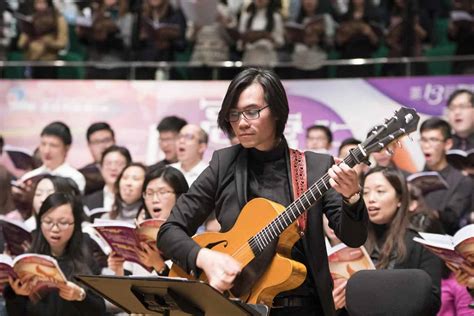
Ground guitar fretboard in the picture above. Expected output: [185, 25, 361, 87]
[248, 146, 365, 255]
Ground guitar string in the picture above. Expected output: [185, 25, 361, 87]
[229, 150, 359, 262]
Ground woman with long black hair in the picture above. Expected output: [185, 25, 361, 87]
[4, 192, 106, 315]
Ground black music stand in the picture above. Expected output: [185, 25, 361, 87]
[75, 275, 269, 316]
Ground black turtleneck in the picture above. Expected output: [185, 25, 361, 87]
[246, 139, 317, 299]
[247, 139, 292, 206]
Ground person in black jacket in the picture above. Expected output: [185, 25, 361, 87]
[158, 68, 368, 316]
[356, 167, 441, 314]
[4, 193, 106, 316]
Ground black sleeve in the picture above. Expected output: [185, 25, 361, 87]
[70, 289, 106, 316]
[4, 285, 29, 316]
[158, 151, 220, 276]
[317, 155, 369, 248]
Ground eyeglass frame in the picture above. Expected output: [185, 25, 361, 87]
[418, 137, 446, 145]
[447, 103, 473, 111]
[143, 190, 176, 199]
[41, 220, 75, 230]
[226, 105, 270, 123]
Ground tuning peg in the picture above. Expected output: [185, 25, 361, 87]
[385, 148, 394, 156]
[396, 140, 402, 148]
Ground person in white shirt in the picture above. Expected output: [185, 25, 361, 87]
[171, 124, 209, 187]
[20, 121, 86, 193]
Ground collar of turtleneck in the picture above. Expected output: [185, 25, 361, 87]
[248, 138, 286, 163]
[119, 199, 142, 221]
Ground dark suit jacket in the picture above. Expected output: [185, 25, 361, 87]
[82, 190, 106, 221]
[158, 144, 368, 316]
[423, 164, 473, 234]
[394, 229, 442, 315]
[79, 163, 104, 195]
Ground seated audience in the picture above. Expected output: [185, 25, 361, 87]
[448, 0, 474, 74]
[187, 0, 237, 79]
[76, 0, 132, 79]
[335, 0, 381, 77]
[17, 0, 68, 78]
[238, 0, 285, 67]
[383, 0, 427, 76]
[0, 2, 16, 77]
[134, 0, 186, 80]
[288, 0, 335, 78]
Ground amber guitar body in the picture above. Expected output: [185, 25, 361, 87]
[168, 107, 420, 307]
[169, 198, 307, 306]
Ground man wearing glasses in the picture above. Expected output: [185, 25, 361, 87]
[446, 89, 473, 151]
[159, 68, 367, 316]
[418, 117, 473, 234]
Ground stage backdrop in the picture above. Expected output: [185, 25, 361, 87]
[1, 76, 473, 173]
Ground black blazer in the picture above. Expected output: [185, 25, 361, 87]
[82, 190, 106, 221]
[394, 229, 442, 315]
[158, 144, 368, 316]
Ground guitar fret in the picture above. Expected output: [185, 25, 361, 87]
[303, 193, 311, 207]
[255, 235, 263, 252]
[297, 199, 305, 214]
[309, 188, 317, 200]
[316, 184, 322, 196]
[270, 222, 278, 238]
[321, 179, 328, 190]
[261, 230, 269, 247]
[277, 217, 284, 232]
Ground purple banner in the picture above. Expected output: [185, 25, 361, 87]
[367, 76, 474, 116]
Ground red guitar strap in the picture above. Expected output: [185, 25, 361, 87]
[289, 148, 308, 236]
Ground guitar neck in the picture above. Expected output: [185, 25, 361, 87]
[248, 146, 366, 256]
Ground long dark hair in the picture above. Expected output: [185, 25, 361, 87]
[245, 0, 279, 33]
[296, 0, 324, 23]
[363, 166, 410, 269]
[31, 193, 91, 279]
[110, 162, 147, 220]
[217, 68, 289, 139]
[0, 166, 15, 215]
[142, 166, 189, 219]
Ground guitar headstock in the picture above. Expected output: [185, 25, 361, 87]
[347, 107, 420, 167]
[363, 107, 419, 155]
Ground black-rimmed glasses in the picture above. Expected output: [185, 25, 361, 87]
[227, 105, 269, 122]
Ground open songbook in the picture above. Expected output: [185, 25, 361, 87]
[0, 253, 67, 298]
[413, 224, 474, 272]
[446, 148, 474, 170]
[88, 218, 165, 270]
[0, 217, 34, 256]
[407, 171, 449, 195]
[327, 241, 375, 281]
